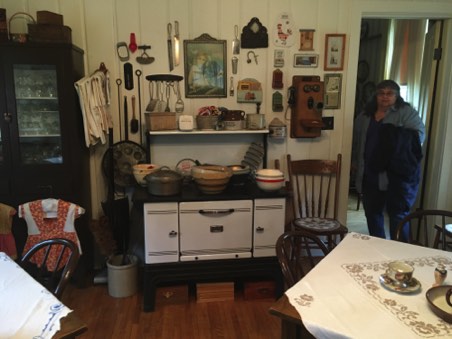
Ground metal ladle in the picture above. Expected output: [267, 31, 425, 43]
[175, 81, 184, 113]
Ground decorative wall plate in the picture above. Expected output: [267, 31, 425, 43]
[273, 12, 295, 47]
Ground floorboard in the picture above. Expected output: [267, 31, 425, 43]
[62, 282, 281, 339]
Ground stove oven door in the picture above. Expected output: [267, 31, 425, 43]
[179, 200, 253, 261]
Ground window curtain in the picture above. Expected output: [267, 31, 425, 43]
[417, 21, 436, 124]
[384, 19, 427, 109]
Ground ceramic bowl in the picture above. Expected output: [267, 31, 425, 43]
[426, 285, 452, 323]
[192, 165, 232, 194]
[255, 168, 284, 178]
[192, 165, 232, 179]
[255, 177, 285, 191]
[133, 164, 161, 186]
[255, 174, 284, 181]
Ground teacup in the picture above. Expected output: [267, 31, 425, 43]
[386, 261, 414, 286]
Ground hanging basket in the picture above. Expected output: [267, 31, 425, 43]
[9, 12, 35, 43]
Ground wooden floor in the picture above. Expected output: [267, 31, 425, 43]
[61, 282, 281, 339]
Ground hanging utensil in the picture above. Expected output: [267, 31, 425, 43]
[116, 79, 123, 140]
[156, 81, 166, 112]
[124, 95, 129, 140]
[167, 23, 174, 71]
[130, 95, 139, 134]
[136, 45, 155, 65]
[124, 62, 134, 90]
[135, 70, 143, 143]
[146, 81, 157, 112]
[173, 21, 180, 66]
[129, 33, 138, 53]
[175, 81, 184, 112]
[232, 25, 240, 55]
[164, 82, 171, 112]
[230, 77, 234, 96]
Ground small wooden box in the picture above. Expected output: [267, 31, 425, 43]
[196, 282, 234, 303]
[28, 24, 72, 43]
[145, 112, 177, 131]
[243, 281, 276, 300]
[155, 285, 189, 307]
[36, 11, 63, 26]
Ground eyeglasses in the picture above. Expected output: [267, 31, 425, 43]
[377, 90, 396, 97]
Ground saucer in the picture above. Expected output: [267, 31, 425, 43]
[379, 273, 422, 294]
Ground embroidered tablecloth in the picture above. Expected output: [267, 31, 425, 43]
[285, 232, 452, 338]
[0, 252, 72, 338]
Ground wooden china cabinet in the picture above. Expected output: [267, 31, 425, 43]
[0, 42, 91, 262]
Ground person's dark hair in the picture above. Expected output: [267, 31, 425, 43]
[363, 79, 410, 116]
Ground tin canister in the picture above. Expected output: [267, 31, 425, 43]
[269, 118, 286, 139]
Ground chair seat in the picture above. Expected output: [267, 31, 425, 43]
[294, 217, 341, 231]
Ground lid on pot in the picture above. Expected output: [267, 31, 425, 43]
[145, 168, 182, 182]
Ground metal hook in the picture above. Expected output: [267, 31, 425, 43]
[246, 51, 258, 65]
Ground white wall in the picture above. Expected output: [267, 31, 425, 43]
[2, 0, 452, 220]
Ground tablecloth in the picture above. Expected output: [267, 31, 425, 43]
[0, 252, 72, 338]
[285, 232, 452, 338]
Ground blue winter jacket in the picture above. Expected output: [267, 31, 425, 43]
[352, 104, 425, 193]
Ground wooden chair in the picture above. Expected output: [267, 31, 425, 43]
[20, 238, 80, 299]
[276, 230, 330, 289]
[286, 153, 348, 249]
[395, 209, 452, 250]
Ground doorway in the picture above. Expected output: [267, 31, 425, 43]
[346, 18, 444, 235]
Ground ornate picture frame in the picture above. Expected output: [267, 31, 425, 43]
[293, 53, 318, 68]
[324, 73, 343, 109]
[183, 34, 227, 98]
[324, 34, 346, 71]
[299, 29, 315, 51]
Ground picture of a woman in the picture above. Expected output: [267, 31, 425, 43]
[184, 38, 226, 98]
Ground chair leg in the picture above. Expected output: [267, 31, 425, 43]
[433, 225, 442, 250]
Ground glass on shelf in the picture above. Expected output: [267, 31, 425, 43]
[13, 64, 63, 164]
[20, 141, 63, 164]
[0, 129, 3, 163]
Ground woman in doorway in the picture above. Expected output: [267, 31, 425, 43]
[352, 80, 425, 241]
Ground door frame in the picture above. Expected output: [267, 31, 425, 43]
[340, 1, 452, 223]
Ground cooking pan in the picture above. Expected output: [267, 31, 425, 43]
[145, 167, 183, 196]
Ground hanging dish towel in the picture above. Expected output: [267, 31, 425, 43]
[75, 67, 112, 147]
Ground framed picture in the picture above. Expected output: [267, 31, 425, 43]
[299, 29, 315, 51]
[324, 73, 342, 109]
[324, 34, 346, 71]
[293, 54, 318, 68]
[183, 34, 227, 98]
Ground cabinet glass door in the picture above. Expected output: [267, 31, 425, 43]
[13, 64, 62, 164]
[0, 129, 3, 164]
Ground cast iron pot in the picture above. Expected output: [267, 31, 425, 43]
[144, 168, 183, 196]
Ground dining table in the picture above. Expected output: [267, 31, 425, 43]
[269, 232, 452, 339]
[0, 252, 87, 338]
